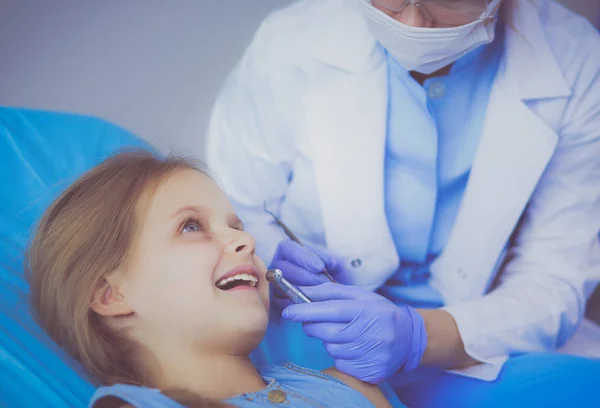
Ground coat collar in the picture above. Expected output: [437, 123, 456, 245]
[307, 0, 571, 100]
[503, 0, 571, 99]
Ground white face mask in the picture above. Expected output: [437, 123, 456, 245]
[358, 0, 500, 74]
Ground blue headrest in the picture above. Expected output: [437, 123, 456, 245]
[0, 107, 150, 406]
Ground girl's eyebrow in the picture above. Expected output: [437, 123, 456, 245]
[170, 205, 207, 219]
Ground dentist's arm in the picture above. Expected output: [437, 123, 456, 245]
[418, 309, 479, 368]
[440, 29, 600, 365]
[424, 40, 600, 371]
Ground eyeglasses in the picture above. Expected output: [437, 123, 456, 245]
[263, 202, 337, 283]
[371, 0, 500, 26]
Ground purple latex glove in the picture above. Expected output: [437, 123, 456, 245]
[269, 240, 332, 286]
[269, 239, 352, 310]
[282, 283, 428, 384]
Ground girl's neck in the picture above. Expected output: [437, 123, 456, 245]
[151, 350, 266, 400]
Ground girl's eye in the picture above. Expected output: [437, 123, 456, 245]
[181, 218, 203, 234]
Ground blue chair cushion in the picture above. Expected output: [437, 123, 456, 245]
[0, 107, 150, 407]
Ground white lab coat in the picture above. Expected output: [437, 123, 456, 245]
[206, 0, 600, 378]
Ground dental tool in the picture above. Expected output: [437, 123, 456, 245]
[266, 269, 312, 304]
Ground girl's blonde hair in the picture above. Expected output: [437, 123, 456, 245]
[26, 150, 230, 407]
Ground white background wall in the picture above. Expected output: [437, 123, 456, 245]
[0, 0, 292, 158]
[0, 0, 598, 159]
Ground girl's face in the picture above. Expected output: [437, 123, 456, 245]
[114, 169, 270, 354]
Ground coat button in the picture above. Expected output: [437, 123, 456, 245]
[351, 259, 362, 268]
[267, 389, 287, 403]
[428, 80, 446, 99]
[457, 268, 468, 280]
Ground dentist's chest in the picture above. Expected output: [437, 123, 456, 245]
[281, 66, 393, 244]
[279, 63, 404, 288]
[277, 54, 562, 300]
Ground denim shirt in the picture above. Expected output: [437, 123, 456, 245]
[88, 363, 377, 408]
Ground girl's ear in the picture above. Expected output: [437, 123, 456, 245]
[90, 277, 134, 317]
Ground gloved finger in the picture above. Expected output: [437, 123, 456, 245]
[270, 261, 330, 286]
[323, 342, 365, 361]
[298, 283, 378, 302]
[302, 322, 352, 343]
[272, 240, 325, 273]
[302, 242, 338, 270]
[283, 300, 365, 323]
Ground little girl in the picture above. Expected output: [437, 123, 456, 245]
[26, 150, 394, 408]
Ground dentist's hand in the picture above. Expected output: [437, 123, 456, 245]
[282, 283, 427, 384]
[269, 239, 332, 286]
[269, 239, 352, 310]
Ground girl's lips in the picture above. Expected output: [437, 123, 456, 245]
[215, 264, 260, 284]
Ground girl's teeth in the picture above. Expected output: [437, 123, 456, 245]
[217, 273, 258, 287]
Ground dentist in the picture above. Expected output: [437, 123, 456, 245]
[207, 0, 600, 405]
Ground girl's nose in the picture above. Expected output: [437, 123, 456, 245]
[225, 230, 256, 256]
